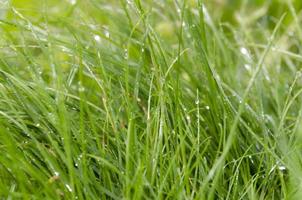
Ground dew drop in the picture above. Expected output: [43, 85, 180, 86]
[244, 64, 251, 71]
[89, 24, 97, 30]
[78, 81, 85, 92]
[264, 73, 271, 81]
[186, 115, 191, 123]
[278, 165, 286, 171]
[78, 86, 85, 92]
[126, 0, 133, 5]
[248, 155, 254, 164]
[205, 106, 210, 110]
[94, 34, 101, 42]
[124, 49, 129, 59]
[77, 154, 83, 161]
[240, 47, 251, 60]
[104, 29, 110, 38]
[65, 184, 73, 192]
[48, 112, 55, 121]
[240, 47, 248, 56]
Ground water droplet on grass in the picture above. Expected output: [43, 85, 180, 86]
[65, 184, 73, 192]
[240, 47, 248, 55]
[126, 0, 133, 5]
[78, 86, 85, 92]
[124, 49, 129, 59]
[244, 64, 251, 71]
[48, 112, 55, 120]
[186, 115, 191, 123]
[278, 165, 286, 171]
[240, 47, 251, 60]
[104, 29, 110, 38]
[94, 35, 101, 42]
[77, 154, 83, 161]
[78, 82, 85, 92]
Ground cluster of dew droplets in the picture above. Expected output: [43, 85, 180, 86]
[183, 107, 191, 124]
[75, 154, 83, 167]
[240, 46, 253, 73]
[141, 43, 145, 53]
[124, 48, 129, 60]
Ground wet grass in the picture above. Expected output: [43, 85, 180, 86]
[0, 0, 302, 199]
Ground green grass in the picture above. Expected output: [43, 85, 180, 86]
[0, 0, 302, 199]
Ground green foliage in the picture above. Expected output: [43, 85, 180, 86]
[0, 0, 302, 199]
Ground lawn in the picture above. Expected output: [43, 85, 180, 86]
[0, 0, 302, 199]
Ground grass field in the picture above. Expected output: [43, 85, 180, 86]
[1, 0, 302, 199]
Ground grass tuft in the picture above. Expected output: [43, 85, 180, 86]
[0, 0, 302, 199]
